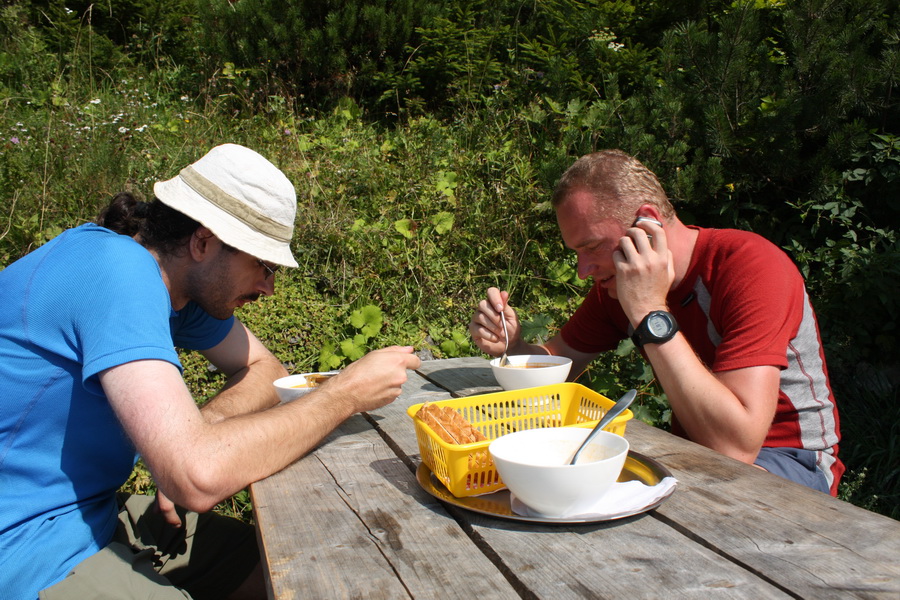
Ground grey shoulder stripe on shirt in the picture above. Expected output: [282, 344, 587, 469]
[693, 280, 722, 346]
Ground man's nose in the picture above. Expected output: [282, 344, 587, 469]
[258, 275, 276, 296]
[576, 255, 596, 280]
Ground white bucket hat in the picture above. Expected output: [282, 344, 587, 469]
[153, 143, 298, 267]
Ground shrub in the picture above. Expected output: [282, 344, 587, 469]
[195, 0, 446, 110]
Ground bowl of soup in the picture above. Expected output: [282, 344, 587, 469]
[489, 426, 629, 517]
[274, 371, 339, 402]
[489, 354, 573, 390]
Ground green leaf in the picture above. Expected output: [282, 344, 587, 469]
[435, 170, 458, 198]
[520, 314, 553, 342]
[318, 342, 343, 370]
[544, 96, 564, 114]
[339, 338, 365, 361]
[431, 211, 454, 234]
[638, 363, 655, 383]
[334, 97, 361, 121]
[222, 62, 249, 79]
[295, 134, 314, 152]
[615, 338, 636, 357]
[546, 260, 578, 284]
[394, 219, 414, 239]
[349, 305, 383, 338]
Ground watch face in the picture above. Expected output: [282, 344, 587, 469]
[647, 313, 671, 336]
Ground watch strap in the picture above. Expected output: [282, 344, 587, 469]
[631, 310, 679, 348]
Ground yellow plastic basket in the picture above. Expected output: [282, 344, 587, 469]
[407, 382, 633, 498]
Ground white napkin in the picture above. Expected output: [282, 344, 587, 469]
[510, 477, 678, 520]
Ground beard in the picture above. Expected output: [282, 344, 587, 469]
[185, 252, 259, 320]
[199, 292, 261, 320]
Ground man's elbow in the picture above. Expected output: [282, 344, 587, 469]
[711, 440, 764, 465]
[158, 467, 239, 514]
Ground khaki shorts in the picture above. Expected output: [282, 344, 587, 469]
[39, 494, 259, 600]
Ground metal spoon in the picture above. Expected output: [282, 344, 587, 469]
[568, 389, 637, 465]
[498, 308, 510, 367]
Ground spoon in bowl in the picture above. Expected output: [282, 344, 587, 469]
[568, 389, 637, 465]
[498, 305, 510, 367]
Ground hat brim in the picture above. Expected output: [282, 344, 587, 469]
[154, 177, 299, 268]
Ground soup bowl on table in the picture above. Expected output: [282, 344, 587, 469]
[489, 354, 573, 390]
[274, 371, 339, 403]
[488, 426, 629, 518]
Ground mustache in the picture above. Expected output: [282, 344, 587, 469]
[240, 293, 261, 303]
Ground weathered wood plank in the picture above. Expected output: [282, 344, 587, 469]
[251, 444, 413, 600]
[625, 422, 900, 599]
[252, 373, 519, 600]
[416, 356, 501, 397]
[369, 370, 792, 599]
[414, 359, 900, 598]
[459, 513, 792, 599]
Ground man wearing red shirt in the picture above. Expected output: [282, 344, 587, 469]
[469, 150, 842, 495]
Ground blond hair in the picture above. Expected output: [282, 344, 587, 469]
[551, 150, 675, 222]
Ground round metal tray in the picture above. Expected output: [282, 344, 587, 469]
[416, 450, 675, 524]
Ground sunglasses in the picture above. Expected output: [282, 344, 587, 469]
[257, 259, 281, 280]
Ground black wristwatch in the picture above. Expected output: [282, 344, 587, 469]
[631, 310, 679, 347]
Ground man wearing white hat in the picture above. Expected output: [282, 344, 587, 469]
[0, 144, 420, 599]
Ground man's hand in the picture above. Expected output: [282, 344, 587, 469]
[154, 491, 183, 528]
[326, 346, 421, 413]
[469, 287, 525, 356]
[613, 219, 675, 325]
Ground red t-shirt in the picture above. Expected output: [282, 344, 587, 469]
[561, 227, 844, 494]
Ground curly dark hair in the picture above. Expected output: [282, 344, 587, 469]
[96, 192, 201, 257]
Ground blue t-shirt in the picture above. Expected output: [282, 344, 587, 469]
[0, 224, 233, 598]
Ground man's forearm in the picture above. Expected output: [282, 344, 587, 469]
[200, 355, 288, 423]
[643, 335, 777, 463]
[104, 348, 419, 514]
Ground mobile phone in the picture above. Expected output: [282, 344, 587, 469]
[632, 216, 662, 243]
[633, 216, 663, 228]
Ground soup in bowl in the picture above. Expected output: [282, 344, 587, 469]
[489, 354, 572, 390]
[274, 371, 339, 402]
[489, 427, 629, 517]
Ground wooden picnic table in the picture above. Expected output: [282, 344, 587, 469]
[250, 357, 900, 599]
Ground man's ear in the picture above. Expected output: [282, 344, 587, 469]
[189, 226, 217, 261]
[635, 204, 664, 223]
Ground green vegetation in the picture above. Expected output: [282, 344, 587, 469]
[2, 0, 897, 520]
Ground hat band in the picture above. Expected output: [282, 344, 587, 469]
[179, 166, 293, 242]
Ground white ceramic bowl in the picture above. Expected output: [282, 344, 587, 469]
[488, 427, 629, 517]
[274, 371, 339, 403]
[489, 354, 573, 390]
